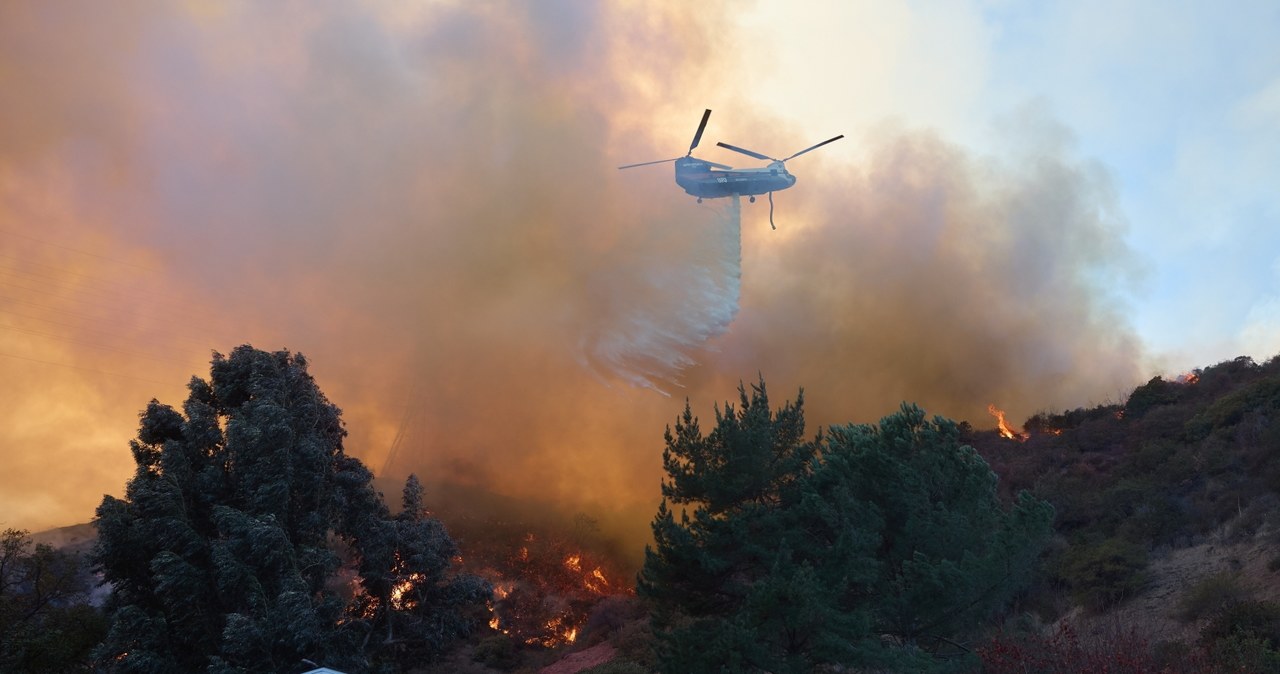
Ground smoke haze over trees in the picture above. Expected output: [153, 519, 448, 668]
[1, 3, 1143, 548]
[19, 346, 1280, 672]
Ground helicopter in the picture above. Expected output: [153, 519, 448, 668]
[618, 109, 843, 228]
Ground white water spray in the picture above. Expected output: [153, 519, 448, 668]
[580, 196, 742, 392]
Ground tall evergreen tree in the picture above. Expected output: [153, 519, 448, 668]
[640, 383, 1053, 674]
[638, 380, 868, 673]
[92, 346, 487, 673]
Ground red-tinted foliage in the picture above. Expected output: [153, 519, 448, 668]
[978, 624, 1240, 674]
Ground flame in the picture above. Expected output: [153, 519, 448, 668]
[391, 581, 409, 604]
[526, 615, 578, 647]
[584, 567, 610, 593]
[389, 572, 425, 610]
[1175, 372, 1200, 384]
[987, 404, 1026, 441]
[468, 533, 629, 649]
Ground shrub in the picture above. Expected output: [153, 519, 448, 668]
[580, 660, 651, 674]
[1059, 538, 1149, 611]
[979, 623, 1214, 674]
[1176, 572, 1249, 623]
[472, 634, 522, 671]
[579, 596, 646, 647]
[608, 617, 656, 670]
[1200, 600, 1280, 649]
[1205, 635, 1280, 673]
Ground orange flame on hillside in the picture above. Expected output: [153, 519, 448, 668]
[987, 404, 1027, 441]
[482, 542, 622, 648]
[585, 567, 610, 593]
[1175, 371, 1200, 384]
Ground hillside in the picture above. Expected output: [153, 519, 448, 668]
[20, 354, 1280, 673]
[964, 354, 1280, 670]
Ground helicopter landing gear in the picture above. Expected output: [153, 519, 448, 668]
[749, 195, 756, 203]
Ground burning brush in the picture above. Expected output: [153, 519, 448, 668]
[456, 527, 631, 648]
[987, 404, 1028, 441]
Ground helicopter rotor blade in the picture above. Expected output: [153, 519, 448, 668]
[689, 109, 712, 154]
[716, 142, 774, 162]
[782, 135, 844, 162]
[617, 157, 682, 170]
[691, 157, 733, 170]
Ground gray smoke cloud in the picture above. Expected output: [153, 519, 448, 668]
[0, 2, 1144, 546]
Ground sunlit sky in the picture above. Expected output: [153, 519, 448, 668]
[743, 1, 1280, 364]
[1, 1, 1277, 536]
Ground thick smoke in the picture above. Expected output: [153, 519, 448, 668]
[693, 120, 1144, 430]
[1, 3, 1143, 543]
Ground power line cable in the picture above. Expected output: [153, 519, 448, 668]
[0, 228, 162, 274]
[0, 306, 222, 357]
[0, 349, 175, 386]
[0, 323, 197, 367]
[0, 294, 238, 352]
[0, 275, 240, 343]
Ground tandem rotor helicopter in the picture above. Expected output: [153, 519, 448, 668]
[618, 109, 843, 229]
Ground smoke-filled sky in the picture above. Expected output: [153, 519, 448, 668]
[2, 2, 1277, 539]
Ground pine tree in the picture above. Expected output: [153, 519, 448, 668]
[639, 384, 1053, 674]
[818, 404, 1054, 651]
[92, 346, 487, 673]
[638, 379, 870, 673]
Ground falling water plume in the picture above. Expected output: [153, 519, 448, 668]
[579, 196, 742, 393]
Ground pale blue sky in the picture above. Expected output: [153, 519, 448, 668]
[979, 1, 1280, 365]
[738, 0, 1280, 371]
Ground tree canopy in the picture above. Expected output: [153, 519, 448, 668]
[639, 380, 1053, 673]
[0, 528, 105, 672]
[92, 345, 487, 673]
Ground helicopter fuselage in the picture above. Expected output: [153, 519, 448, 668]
[673, 157, 797, 199]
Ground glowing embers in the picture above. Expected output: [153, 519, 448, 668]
[389, 572, 426, 611]
[476, 532, 627, 649]
[564, 553, 611, 593]
[987, 404, 1027, 441]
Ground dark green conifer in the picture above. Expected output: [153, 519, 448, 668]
[640, 384, 1053, 674]
[93, 346, 486, 673]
